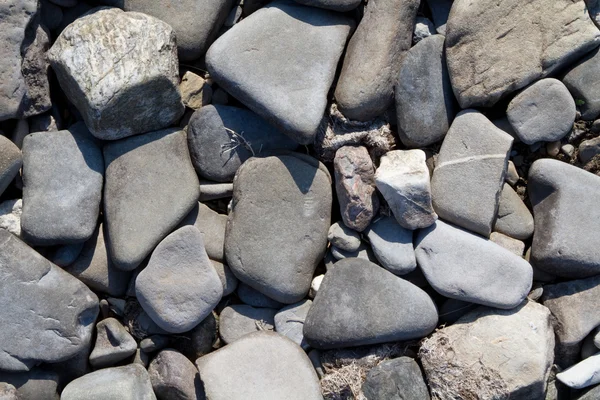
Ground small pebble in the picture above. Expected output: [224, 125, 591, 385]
[546, 141, 561, 157]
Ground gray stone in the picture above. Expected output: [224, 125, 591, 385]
[365, 216, 416, 275]
[89, 318, 137, 369]
[420, 301, 554, 400]
[335, 0, 419, 121]
[557, 353, 600, 389]
[330, 242, 377, 263]
[438, 298, 476, 325]
[528, 159, 600, 278]
[415, 220, 533, 309]
[292, 0, 360, 11]
[212, 260, 238, 296]
[206, 1, 352, 144]
[334, 145, 379, 232]
[0, 230, 98, 371]
[48, 0, 76, 6]
[187, 105, 298, 182]
[494, 183, 535, 240]
[103, 128, 200, 271]
[61, 364, 157, 400]
[413, 17, 435, 44]
[431, 110, 513, 237]
[362, 357, 430, 400]
[219, 304, 276, 344]
[445, 0, 600, 108]
[148, 349, 204, 400]
[0, 136, 22, 197]
[140, 335, 170, 354]
[50, 242, 84, 267]
[0, 369, 59, 400]
[48, 8, 184, 140]
[0, 199, 22, 237]
[426, 0, 452, 34]
[225, 154, 331, 304]
[180, 202, 227, 262]
[563, 46, 600, 120]
[136, 226, 223, 334]
[396, 34, 456, 147]
[237, 283, 283, 308]
[199, 180, 233, 201]
[579, 384, 600, 400]
[506, 160, 519, 185]
[490, 232, 525, 256]
[304, 257, 438, 349]
[133, 348, 150, 368]
[327, 221, 362, 252]
[169, 313, 217, 361]
[579, 136, 600, 163]
[274, 300, 312, 350]
[375, 149, 437, 230]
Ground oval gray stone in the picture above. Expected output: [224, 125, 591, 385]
[179, 202, 227, 262]
[362, 357, 430, 400]
[365, 216, 416, 275]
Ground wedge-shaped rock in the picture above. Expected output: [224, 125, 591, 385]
[494, 183, 534, 240]
[148, 349, 203, 400]
[304, 257, 438, 349]
[0, 230, 99, 371]
[219, 305, 277, 344]
[0, 136, 22, 197]
[103, 128, 199, 271]
[48, 8, 184, 140]
[206, 1, 352, 144]
[89, 318, 137, 369]
[529, 159, 600, 278]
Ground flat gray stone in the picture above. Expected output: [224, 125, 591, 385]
[48, 8, 184, 140]
[219, 305, 277, 344]
[197, 331, 322, 400]
[103, 128, 200, 271]
[396, 34, 456, 147]
[237, 283, 283, 309]
[148, 349, 204, 400]
[225, 154, 331, 304]
[206, 1, 352, 144]
[89, 318, 137, 369]
[362, 357, 430, 400]
[180, 202, 227, 262]
[274, 300, 312, 350]
[528, 159, 600, 278]
[445, 0, 600, 108]
[0, 230, 99, 371]
[136, 226, 223, 333]
[292, 0, 360, 11]
[0, 136, 21, 197]
[140, 335, 169, 353]
[0, 199, 21, 237]
[327, 221, 362, 252]
[579, 136, 600, 163]
[563, 46, 600, 120]
[365, 216, 416, 275]
[21, 123, 103, 245]
[168, 313, 217, 361]
[431, 110, 513, 236]
[494, 183, 535, 240]
[415, 220, 532, 309]
[212, 260, 238, 296]
[304, 257, 438, 349]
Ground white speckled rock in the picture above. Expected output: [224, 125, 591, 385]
[0, 199, 22, 237]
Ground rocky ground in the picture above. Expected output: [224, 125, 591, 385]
[1, 0, 600, 399]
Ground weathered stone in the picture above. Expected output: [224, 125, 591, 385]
[365, 216, 416, 275]
[563, 46, 600, 120]
[148, 349, 204, 400]
[89, 318, 137, 369]
[362, 357, 430, 400]
[0, 369, 59, 400]
[330, 242, 377, 263]
[494, 183, 535, 240]
[0, 383, 16, 400]
[327, 221, 362, 252]
[180, 202, 227, 262]
[0, 199, 22, 237]
[219, 305, 276, 344]
[413, 17, 435, 44]
[274, 300, 312, 350]
[0, 136, 22, 197]
[179, 71, 212, 110]
[292, 0, 360, 11]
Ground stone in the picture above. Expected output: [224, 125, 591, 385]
[490, 232, 525, 256]
[557, 353, 600, 389]
[292, 0, 360, 11]
[330, 242, 376, 262]
[89, 318, 137, 369]
[169, 313, 217, 361]
[362, 357, 430, 400]
[365, 216, 416, 275]
[304, 257, 438, 349]
[426, 0, 452, 34]
[140, 336, 169, 354]
[415, 221, 532, 309]
[506, 78, 576, 144]
[103, 128, 200, 271]
[0, 199, 22, 237]
[327, 221, 362, 252]
[445, 0, 600, 108]
[219, 305, 277, 344]
[563, 46, 600, 120]
[48, 8, 184, 140]
[199, 180, 233, 201]
[506, 160, 519, 185]
[0, 136, 22, 197]
[274, 300, 312, 350]
[50, 242, 84, 268]
[197, 331, 321, 400]
[0, 369, 60, 400]
[0, 383, 16, 400]
[413, 17, 435, 44]
[562, 143, 576, 157]
[180, 202, 227, 261]
[494, 183, 535, 240]
[375, 149, 437, 230]
[335, 0, 419, 121]
[396, 34, 456, 148]
[212, 260, 238, 296]
[334, 146, 379, 232]
[148, 349, 204, 400]
[579, 136, 600, 163]
[136, 226, 223, 334]
[579, 385, 600, 400]
[187, 104, 297, 182]
[420, 301, 554, 400]
[237, 283, 283, 309]
[0, 230, 98, 371]
[206, 1, 352, 144]
[528, 159, 600, 278]
[61, 364, 157, 400]
[225, 154, 332, 304]
[309, 275, 324, 298]
[431, 110, 513, 237]
[180, 71, 212, 110]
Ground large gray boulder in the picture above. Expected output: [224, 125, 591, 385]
[563, 46, 600, 120]
[365, 216, 417, 275]
[48, 8, 184, 140]
[0, 230, 99, 371]
[362, 357, 430, 400]
[225, 154, 331, 304]
[0, 136, 22, 197]
[445, 0, 600, 108]
[148, 349, 204, 400]
[103, 128, 199, 271]
[206, 1, 352, 144]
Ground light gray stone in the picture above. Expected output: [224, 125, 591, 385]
[327, 221, 362, 252]
[292, 0, 360, 11]
[218, 305, 276, 344]
[413, 17, 435, 43]
[274, 300, 312, 350]
[330, 242, 376, 262]
[362, 357, 430, 400]
[211, 260, 238, 297]
[494, 183, 534, 240]
[563, 46, 600, 120]
[0, 136, 22, 197]
[180, 202, 227, 262]
[89, 318, 137, 369]
[0, 199, 22, 237]
[557, 353, 600, 389]
[365, 216, 416, 275]
[148, 349, 204, 400]
[489, 232, 525, 256]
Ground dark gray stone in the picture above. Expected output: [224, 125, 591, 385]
[212, 260, 238, 296]
[89, 318, 137, 369]
[274, 300, 312, 350]
[293, 0, 360, 11]
[563, 46, 600, 120]
[0, 369, 59, 400]
[330, 242, 377, 263]
[140, 335, 169, 353]
[148, 349, 204, 400]
[0, 136, 22, 197]
[362, 357, 430, 400]
[219, 304, 277, 344]
[365, 216, 416, 275]
[237, 283, 283, 309]
[327, 221, 361, 252]
[304, 258, 438, 349]
[579, 136, 600, 163]
[579, 384, 600, 400]
[180, 202, 227, 262]
[494, 183, 534, 240]
[169, 313, 217, 361]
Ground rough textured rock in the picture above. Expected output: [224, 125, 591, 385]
[293, 0, 360, 11]
[396, 34, 456, 147]
[415, 220, 533, 309]
[136, 226, 223, 334]
[362, 357, 430, 400]
[375, 149, 437, 230]
[180, 202, 227, 262]
[494, 183, 535, 240]
[327, 221, 362, 252]
[0, 199, 22, 237]
[420, 301, 554, 400]
[179, 71, 211, 110]
[335, 0, 419, 121]
[274, 300, 312, 350]
[225, 154, 331, 304]
[48, 8, 184, 140]
[365, 216, 417, 275]
[197, 332, 322, 400]
[0, 230, 98, 371]
[528, 159, 600, 278]
[50, 242, 84, 268]
[0, 136, 22, 197]
[187, 105, 297, 182]
[103, 128, 199, 271]
[330, 242, 377, 263]
[148, 349, 204, 400]
[445, 0, 600, 108]
[563, 46, 600, 120]
[431, 110, 513, 236]
[219, 305, 277, 344]
[237, 283, 283, 309]
[413, 17, 436, 43]
[304, 257, 438, 349]
[0, 383, 17, 400]
[557, 353, 600, 389]
[89, 318, 137, 369]
[206, 1, 352, 144]
[506, 78, 576, 144]
[334, 145, 379, 232]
